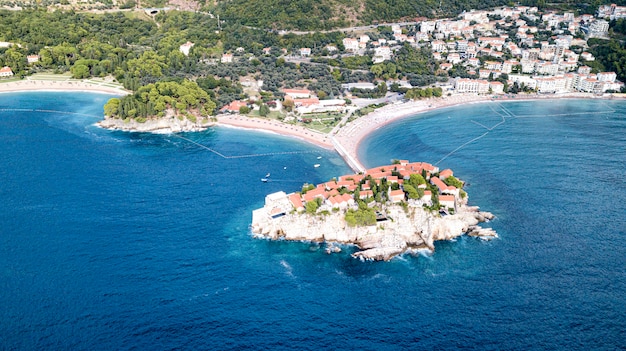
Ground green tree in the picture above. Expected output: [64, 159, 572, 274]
[444, 175, 463, 189]
[282, 99, 294, 112]
[305, 198, 321, 214]
[103, 98, 120, 117]
[71, 64, 91, 79]
[259, 104, 270, 116]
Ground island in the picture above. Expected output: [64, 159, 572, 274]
[251, 160, 496, 261]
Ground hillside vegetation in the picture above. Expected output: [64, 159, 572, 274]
[215, 0, 512, 30]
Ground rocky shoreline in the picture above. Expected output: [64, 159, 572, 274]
[252, 201, 496, 261]
[97, 115, 215, 133]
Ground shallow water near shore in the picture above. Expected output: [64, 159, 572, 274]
[1, 92, 625, 350]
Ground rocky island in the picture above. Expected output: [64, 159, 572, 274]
[96, 80, 217, 133]
[251, 160, 496, 261]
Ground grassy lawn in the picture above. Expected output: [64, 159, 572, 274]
[241, 110, 343, 134]
[247, 110, 286, 120]
[304, 121, 334, 133]
[28, 72, 73, 80]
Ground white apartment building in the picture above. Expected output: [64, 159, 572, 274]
[343, 38, 359, 52]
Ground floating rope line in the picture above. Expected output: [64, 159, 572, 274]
[436, 131, 490, 166]
[435, 101, 615, 165]
[173, 134, 318, 159]
[436, 103, 512, 165]
[513, 110, 616, 118]
[0, 108, 102, 119]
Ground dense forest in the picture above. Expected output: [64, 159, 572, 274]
[215, 0, 514, 30]
[104, 80, 215, 120]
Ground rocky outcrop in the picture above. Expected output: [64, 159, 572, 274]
[251, 203, 496, 261]
[97, 115, 215, 133]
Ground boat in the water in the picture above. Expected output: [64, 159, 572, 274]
[317, 156, 322, 159]
[265, 173, 271, 178]
[261, 178, 268, 182]
[314, 164, 320, 168]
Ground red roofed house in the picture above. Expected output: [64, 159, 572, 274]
[430, 176, 448, 193]
[388, 189, 405, 203]
[337, 180, 355, 188]
[220, 100, 249, 113]
[326, 189, 339, 198]
[439, 169, 453, 180]
[339, 174, 364, 183]
[282, 88, 311, 99]
[324, 181, 338, 190]
[293, 97, 320, 107]
[439, 195, 456, 210]
[27, 55, 39, 64]
[0, 66, 13, 77]
[386, 176, 398, 183]
[288, 193, 304, 212]
[326, 193, 354, 209]
[432, 177, 459, 197]
[359, 190, 373, 199]
[302, 187, 328, 203]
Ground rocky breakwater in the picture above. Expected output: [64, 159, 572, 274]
[97, 114, 215, 133]
[252, 200, 495, 261]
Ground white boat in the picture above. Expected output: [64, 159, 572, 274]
[314, 164, 320, 168]
[317, 156, 322, 159]
[261, 178, 268, 182]
[265, 173, 271, 178]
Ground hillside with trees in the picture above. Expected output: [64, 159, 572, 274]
[214, 0, 512, 30]
[104, 80, 215, 120]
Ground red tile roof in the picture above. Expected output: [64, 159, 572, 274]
[439, 195, 455, 204]
[220, 100, 248, 112]
[439, 169, 453, 179]
[359, 190, 373, 198]
[289, 193, 304, 210]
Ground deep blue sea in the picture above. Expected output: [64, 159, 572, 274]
[1, 92, 625, 350]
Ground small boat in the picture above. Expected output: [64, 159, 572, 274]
[317, 156, 322, 159]
[265, 173, 271, 178]
[261, 178, 268, 182]
[314, 164, 320, 168]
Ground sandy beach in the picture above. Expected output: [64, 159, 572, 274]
[3, 79, 623, 172]
[218, 92, 625, 172]
[0, 79, 130, 95]
[336, 92, 626, 171]
[217, 115, 334, 149]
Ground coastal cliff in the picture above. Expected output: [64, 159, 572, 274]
[251, 160, 497, 261]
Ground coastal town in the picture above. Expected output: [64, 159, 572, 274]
[211, 4, 625, 118]
[252, 160, 496, 261]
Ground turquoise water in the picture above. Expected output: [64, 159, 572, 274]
[1, 93, 625, 350]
